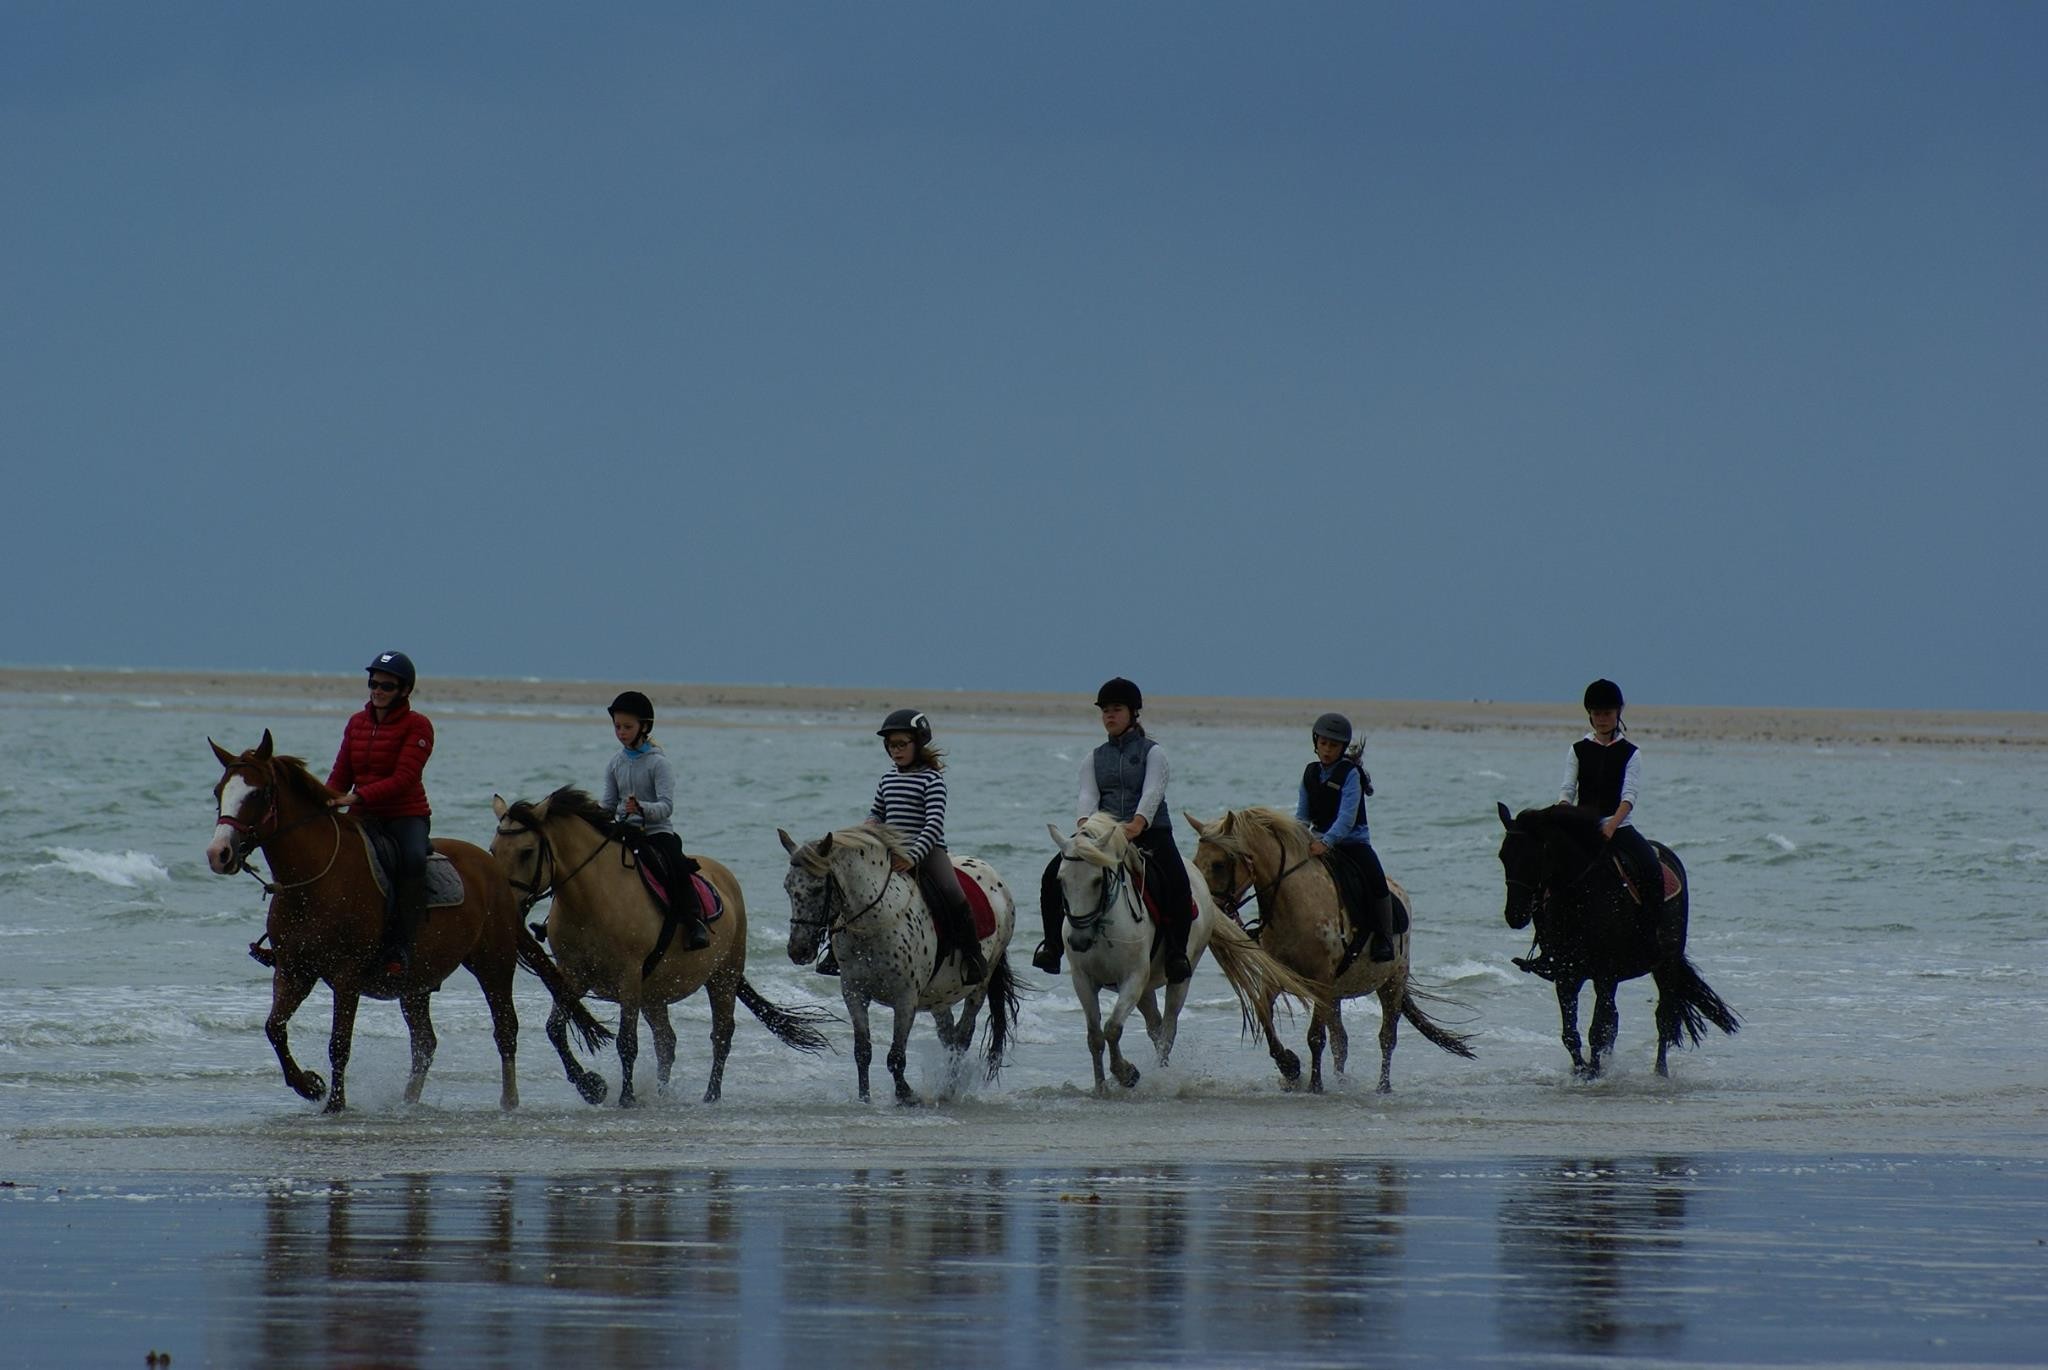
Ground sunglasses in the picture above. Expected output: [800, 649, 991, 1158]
[368, 679, 403, 693]
[884, 738, 916, 749]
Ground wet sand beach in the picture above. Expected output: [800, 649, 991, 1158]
[6, 665, 2046, 748]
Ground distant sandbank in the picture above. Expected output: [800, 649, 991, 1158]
[4, 665, 2042, 747]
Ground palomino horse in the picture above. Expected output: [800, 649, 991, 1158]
[780, 825, 1020, 1104]
[1047, 813, 1329, 1094]
[1187, 808, 1476, 1093]
[490, 789, 832, 1106]
[205, 732, 610, 1113]
[1497, 802, 1740, 1079]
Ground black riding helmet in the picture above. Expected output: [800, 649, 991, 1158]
[609, 690, 655, 722]
[366, 651, 416, 691]
[876, 707, 932, 745]
[1583, 678, 1625, 712]
[1312, 712, 1353, 746]
[1094, 677, 1143, 711]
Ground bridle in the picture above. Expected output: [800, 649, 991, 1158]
[496, 814, 620, 917]
[1061, 854, 1141, 943]
[1200, 825, 1314, 931]
[214, 765, 343, 896]
[787, 852, 899, 949]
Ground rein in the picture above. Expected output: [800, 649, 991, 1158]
[501, 818, 619, 916]
[1063, 858, 1139, 942]
[215, 772, 346, 896]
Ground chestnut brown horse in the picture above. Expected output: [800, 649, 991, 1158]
[205, 731, 609, 1113]
[1187, 807, 1476, 1093]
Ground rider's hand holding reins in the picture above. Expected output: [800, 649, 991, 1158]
[329, 789, 358, 809]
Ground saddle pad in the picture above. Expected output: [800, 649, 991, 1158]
[637, 862, 725, 922]
[1662, 861, 1683, 902]
[1611, 855, 1684, 905]
[360, 836, 464, 908]
[954, 865, 997, 940]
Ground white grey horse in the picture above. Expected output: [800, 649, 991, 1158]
[1049, 813, 1330, 1095]
[780, 825, 1020, 1104]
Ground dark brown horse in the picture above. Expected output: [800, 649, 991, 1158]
[205, 731, 609, 1112]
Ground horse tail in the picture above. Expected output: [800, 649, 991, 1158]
[1398, 985, 1479, 1060]
[1652, 956, 1741, 1048]
[736, 978, 836, 1055]
[1205, 914, 1331, 1049]
[980, 953, 1024, 1083]
[514, 924, 614, 1055]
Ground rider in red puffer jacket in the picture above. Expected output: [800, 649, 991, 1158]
[327, 650, 434, 976]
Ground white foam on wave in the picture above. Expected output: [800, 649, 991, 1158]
[35, 847, 172, 888]
[1473, 769, 1506, 781]
[1765, 833, 1798, 853]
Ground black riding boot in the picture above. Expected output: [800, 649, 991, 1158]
[1163, 915, 1193, 984]
[947, 906, 988, 985]
[381, 874, 427, 979]
[1366, 892, 1396, 962]
[1032, 856, 1065, 974]
[1649, 892, 1680, 958]
[675, 870, 711, 951]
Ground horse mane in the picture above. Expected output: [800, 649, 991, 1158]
[1200, 806, 1316, 866]
[1069, 812, 1146, 878]
[787, 823, 912, 876]
[1517, 803, 1606, 856]
[506, 786, 613, 834]
[267, 753, 343, 807]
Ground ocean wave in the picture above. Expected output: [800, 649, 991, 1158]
[32, 847, 172, 887]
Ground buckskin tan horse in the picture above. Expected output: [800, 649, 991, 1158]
[1187, 807, 1476, 1093]
[205, 732, 610, 1113]
[492, 789, 832, 1106]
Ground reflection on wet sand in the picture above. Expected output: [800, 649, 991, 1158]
[1495, 1157, 1693, 1354]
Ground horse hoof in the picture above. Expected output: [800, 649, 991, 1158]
[576, 1074, 608, 1106]
[321, 1097, 346, 1115]
[702, 1087, 721, 1104]
[1115, 1064, 1140, 1089]
[294, 1073, 326, 1102]
[1277, 1050, 1301, 1081]
[896, 1092, 922, 1108]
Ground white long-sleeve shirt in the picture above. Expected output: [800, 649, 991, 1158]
[1559, 733, 1640, 828]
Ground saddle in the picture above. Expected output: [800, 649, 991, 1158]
[360, 830, 465, 907]
[633, 859, 726, 925]
[1612, 855, 1684, 906]
[1135, 875, 1197, 927]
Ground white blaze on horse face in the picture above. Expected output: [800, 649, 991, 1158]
[217, 774, 259, 825]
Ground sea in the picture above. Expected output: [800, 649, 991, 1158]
[2, 681, 2044, 1367]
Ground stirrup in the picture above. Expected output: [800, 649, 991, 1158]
[1368, 932, 1395, 962]
[1030, 941, 1062, 974]
[815, 948, 841, 977]
[1513, 952, 1560, 981]
[1165, 953, 1192, 984]
[683, 918, 711, 950]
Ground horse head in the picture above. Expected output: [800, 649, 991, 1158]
[1496, 801, 1549, 930]
[489, 792, 552, 907]
[779, 828, 834, 963]
[1186, 808, 1305, 920]
[206, 730, 281, 875]
[1048, 815, 1142, 953]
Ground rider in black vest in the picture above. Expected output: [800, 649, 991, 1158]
[1556, 678, 1677, 962]
[1034, 677, 1199, 982]
[1296, 713, 1395, 962]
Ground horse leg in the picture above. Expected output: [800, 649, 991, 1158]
[1328, 1004, 1350, 1076]
[1151, 978, 1193, 1071]
[846, 992, 874, 1103]
[1589, 981, 1621, 1078]
[322, 988, 361, 1115]
[645, 1001, 678, 1097]
[1557, 980, 1594, 1079]
[1103, 976, 1148, 1088]
[1135, 987, 1166, 1056]
[398, 990, 438, 1106]
[886, 994, 922, 1106]
[615, 1003, 642, 1108]
[545, 1002, 609, 1106]
[1257, 986, 1301, 1089]
[1307, 1005, 1328, 1093]
[481, 977, 520, 1111]
[1079, 983, 1111, 1095]
[264, 969, 326, 1103]
[703, 978, 737, 1104]
[1375, 980, 1401, 1094]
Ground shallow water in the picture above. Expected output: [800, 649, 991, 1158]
[3, 687, 2046, 1366]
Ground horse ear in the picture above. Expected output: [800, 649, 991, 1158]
[1048, 823, 1077, 860]
[777, 828, 798, 854]
[209, 738, 236, 768]
[818, 833, 834, 856]
[492, 794, 509, 820]
[1184, 811, 1211, 837]
[1497, 801, 1514, 829]
[257, 729, 275, 759]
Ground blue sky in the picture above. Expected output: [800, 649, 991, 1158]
[6, 3, 2042, 709]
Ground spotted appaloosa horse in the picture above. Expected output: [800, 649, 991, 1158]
[1047, 813, 1330, 1095]
[781, 824, 1019, 1104]
[490, 789, 832, 1106]
[1188, 807, 1475, 1093]
[1497, 802, 1738, 1079]
[205, 731, 609, 1113]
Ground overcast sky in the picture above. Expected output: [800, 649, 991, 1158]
[6, 3, 2042, 709]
